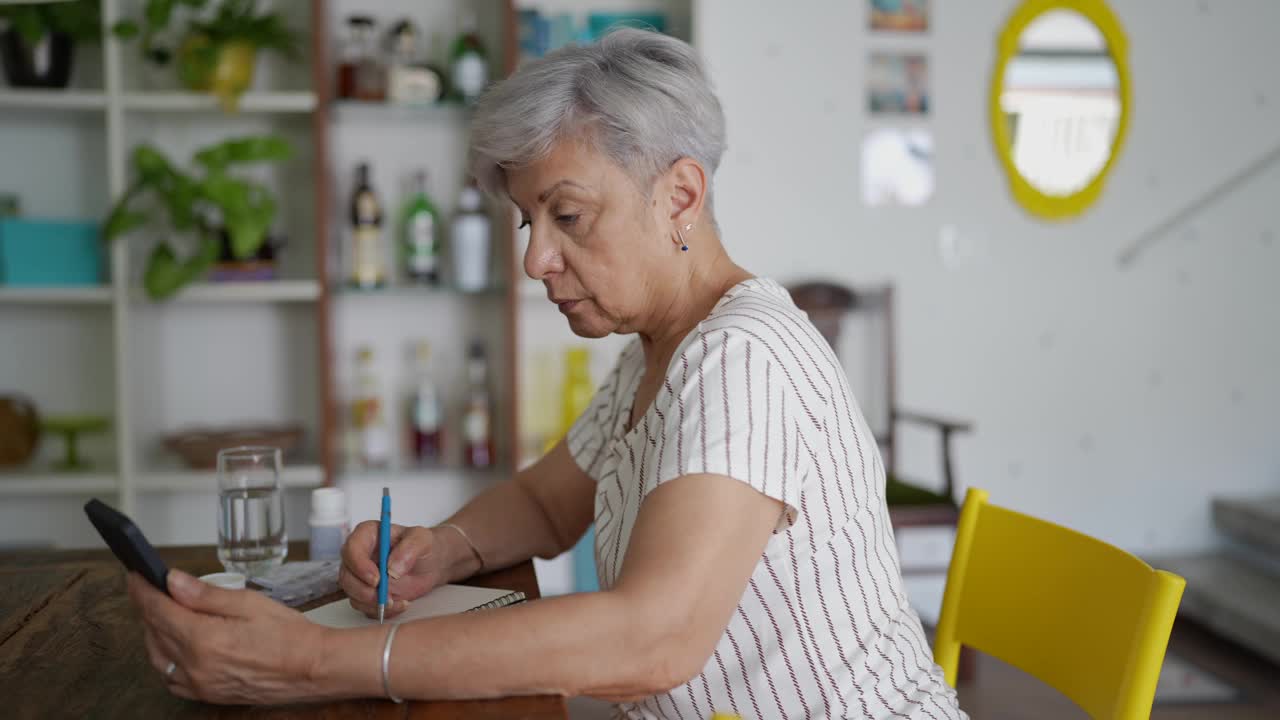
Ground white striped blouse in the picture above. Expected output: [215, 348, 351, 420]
[567, 278, 966, 720]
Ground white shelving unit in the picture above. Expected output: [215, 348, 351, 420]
[330, 100, 471, 123]
[0, 89, 107, 110]
[121, 90, 317, 113]
[0, 471, 119, 496]
[135, 463, 325, 492]
[0, 286, 113, 304]
[134, 280, 321, 303]
[0, 0, 328, 549]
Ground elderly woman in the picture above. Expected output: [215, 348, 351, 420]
[128, 29, 964, 720]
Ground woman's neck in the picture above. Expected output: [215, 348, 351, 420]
[636, 237, 752, 372]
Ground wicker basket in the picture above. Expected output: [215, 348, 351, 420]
[0, 395, 39, 468]
[162, 425, 304, 469]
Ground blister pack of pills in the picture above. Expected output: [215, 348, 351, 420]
[249, 559, 342, 607]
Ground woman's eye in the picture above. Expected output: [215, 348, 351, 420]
[556, 214, 579, 226]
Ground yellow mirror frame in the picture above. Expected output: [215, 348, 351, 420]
[991, 0, 1132, 220]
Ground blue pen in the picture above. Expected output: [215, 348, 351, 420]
[378, 486, 391, 624]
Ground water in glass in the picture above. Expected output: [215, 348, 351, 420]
[216, 446, 288, 575]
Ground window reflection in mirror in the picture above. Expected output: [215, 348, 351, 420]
[1001, 9, 1120, 197]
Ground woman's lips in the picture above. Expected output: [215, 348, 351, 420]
[549, 291, 583, 313]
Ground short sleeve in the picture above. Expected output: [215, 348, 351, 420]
[647, 329, 804, 531]
[566, 342, 638, 479]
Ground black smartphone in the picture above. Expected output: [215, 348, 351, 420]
[84, 498, 170, 595]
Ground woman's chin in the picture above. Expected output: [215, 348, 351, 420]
[565, 313, 613, 339]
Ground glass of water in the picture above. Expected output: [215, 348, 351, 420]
[216, 446, 288, 576]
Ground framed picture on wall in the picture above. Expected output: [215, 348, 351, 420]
[869, 0, 930, 33]
[868, 52, 930, 115]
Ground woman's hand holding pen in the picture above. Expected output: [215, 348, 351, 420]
[339, 522, 464, 619]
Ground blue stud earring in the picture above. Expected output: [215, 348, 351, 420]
[678, 223, 693, 252]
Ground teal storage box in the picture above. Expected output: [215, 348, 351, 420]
[0, 219, 104, 286]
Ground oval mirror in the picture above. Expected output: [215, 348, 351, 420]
[991, 0, 1130, 220]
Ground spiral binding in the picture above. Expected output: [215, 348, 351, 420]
[467, 591, 527, 612]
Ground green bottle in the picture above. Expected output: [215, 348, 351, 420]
[401, 170, 440, 285]
[450, 9, 489, 103]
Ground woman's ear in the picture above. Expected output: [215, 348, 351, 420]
[666, 157, 707, 228]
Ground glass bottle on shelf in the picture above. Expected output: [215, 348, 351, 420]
[560, 347, 593, 435]
[462, 341, 494, 469]
[385, 19, 444, 105]
[450, 9, 489, 103]
[344, 15, 385, 102]
[523, 349, 559, 463]
[349, 162, 386, 290]
[406, 340, 444, 467]
[337, 16, 371, 100]
[401, 170, 441, 286]
[451, 177, 491, 292]
[352, 346, 391, 470]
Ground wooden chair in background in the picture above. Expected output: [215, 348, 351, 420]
[788, 282, 973, 511]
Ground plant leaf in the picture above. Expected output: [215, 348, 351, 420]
[227, 216, 267, 259]
[11, 9, 44, 46]
[143, 236, 217, 301]
[47, 0, 103, 43]
[218, 177, 275, 259]
[112, 19, 140, 39]
[163, 174, 199, 231]
[198, 171, 249, 211]
[142, 241, 183, 300]
[132, 144, 172, 182]
[144, 0, 175, 29]
[103, 209, 149, 240]
[195, 136, 291, 169]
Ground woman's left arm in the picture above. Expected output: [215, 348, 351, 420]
[129, 471, 782, 704]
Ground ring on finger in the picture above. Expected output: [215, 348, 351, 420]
[165, 661, 177, 679]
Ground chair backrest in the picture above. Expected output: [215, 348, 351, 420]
[788, 282, 896, 465]
[934, 488, 1185, 720]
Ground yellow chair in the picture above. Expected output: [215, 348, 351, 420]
[934, 488, 1186, 720]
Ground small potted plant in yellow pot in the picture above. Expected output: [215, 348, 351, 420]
[114, 0, 299, 112]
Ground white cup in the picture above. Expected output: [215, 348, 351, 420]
[199, 572, 247, 590]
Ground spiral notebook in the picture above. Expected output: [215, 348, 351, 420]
[304, 585, 527, 629]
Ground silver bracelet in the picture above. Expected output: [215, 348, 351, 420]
[436, 522, 486, 573]
[381, 623, 403, 704]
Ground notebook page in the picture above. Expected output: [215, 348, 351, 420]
[304, 584, 518, 629]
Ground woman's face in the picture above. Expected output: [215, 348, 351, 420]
[507, 141, 674, 339]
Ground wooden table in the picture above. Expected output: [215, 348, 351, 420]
[0, 542, 567, 719]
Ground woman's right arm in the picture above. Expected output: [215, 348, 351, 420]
[445, 438, 597, 569]
[339, 440, 595, 615]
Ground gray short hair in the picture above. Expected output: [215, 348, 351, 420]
[469, 28, 727, 204]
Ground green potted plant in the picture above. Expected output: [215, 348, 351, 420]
[103, 134, 291, 300]
[113, 0, 300, 111]
[0, 0, 102, 88]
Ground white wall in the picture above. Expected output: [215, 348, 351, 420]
[696, 0, 1280, 555]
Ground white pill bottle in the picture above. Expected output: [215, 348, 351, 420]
[308, 487, 349, 561]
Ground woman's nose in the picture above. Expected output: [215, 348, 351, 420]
[523, 225, 564, 280]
